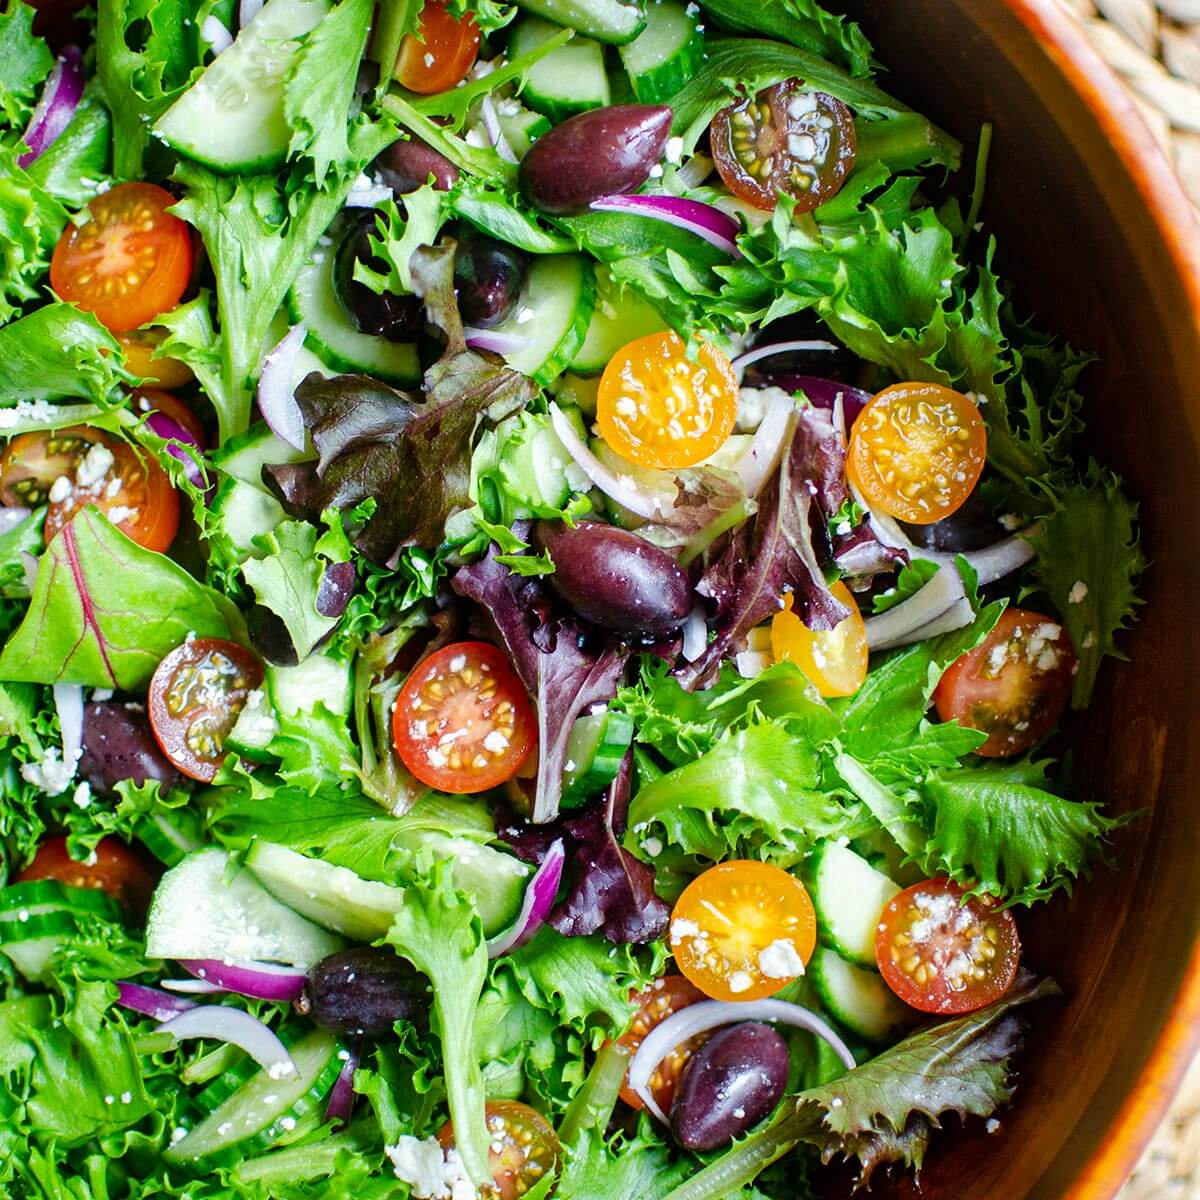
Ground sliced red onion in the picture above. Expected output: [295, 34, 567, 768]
[52, 683, 83, 778]
[737, 390, 794, 498]
[0, 506, 32, 534]
[238, 0, 263, 26]
[628, 998, 856, 1123]
[20, 551, 38, 591]
[258, 324, 308, 451]
[590, 194, 741, 257]
[144, 410, 206, 488]
[161, 977, 227, 995]
[345, 172, 394, 208]
[681, 602, 708, 663]
[548, 403, 672, 519]
[731, 342, 838, 382]
[487, 840, 564, 958]
[479, 95, 517, 164]
[900, 596, 976, 644]
[863, 563, 966, 652]
[116, 981, 198, 1023]
[178, 959, 307, 1002]
[18, 46, 84, 168]
[200, 14, 233, 53]
[464, 328, 533, 356]
[157, 1005, 296, 1076]
[674, 152, 713, 189]
[325, 1043, 360, 1127]
[758, 374, 872, 426]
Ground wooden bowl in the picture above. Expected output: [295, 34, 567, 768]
[832, 1, 1200, 1196]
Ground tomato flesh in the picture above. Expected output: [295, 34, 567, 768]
[876, 878, 1020, 1015]
[17, 835, 157, 917]
[392, 641, 535, 794]
[847, 382, 987, 524]
[148, 638, 264, 783]
[51, 182, 193, 332]
[597, 332, 739, 470]
[669, 860, 817, 1002]
[617, 976, 708, 1113]
[934, 607, 1077, 757]
[771, 581, 868, 698]
[711, 80, 856, 212]
[394, 0, 480, 94]
[438, 1100, 561, 1200]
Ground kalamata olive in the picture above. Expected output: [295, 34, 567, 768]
[670, 1022, 789, 1151]
[299, 947, 431, 1039]
[79, 702, 182, 794]
[374, 133, 460, 196]
[332, 215, 422, 342]
[316, 561, 356, 618]
[453, 233, 528, 329]
[246, 604, 299, 667]
[901, 489, 1003, 553]
[519, 104, 673, 215]
[534, 520, 691, 638]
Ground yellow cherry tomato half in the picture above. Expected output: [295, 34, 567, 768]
[669, 860, 817, 1003]
[770, 581, 868, 698]
[116, 328, 194, 388]
[846, 381, 987, 525]
[597, 332, 738, 470]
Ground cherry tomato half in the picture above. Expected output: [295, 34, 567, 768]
[438, 1101, 561, 1200]
[116, 329, 195, 388]
[50, 182, 193, 333]
[392, 641, 535, 794]
[148, 638, 264, 783]
[847, 381, 987, 525]
[875, 877, 1020, 1015]
[394, 1, 480, 94]
[16, 835, 157, 917]
[711, 80, 856, 212]
[934, 607, 1077, 757]
[617, 975, 708, 1113]
[597, 332, 739, 470]
[669, 860, 817, 1003]
[771, 581, 868, 698]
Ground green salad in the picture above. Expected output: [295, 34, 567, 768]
[0, 0, 1145, 1195]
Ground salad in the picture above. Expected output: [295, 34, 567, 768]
[0, 0, 1147, 1194]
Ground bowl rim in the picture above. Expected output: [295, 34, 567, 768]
[1001, 1, 1200, 1195]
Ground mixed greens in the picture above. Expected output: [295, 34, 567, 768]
[0, 0, 1146, 1196]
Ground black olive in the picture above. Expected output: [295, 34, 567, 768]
[332, 214, 422, 343]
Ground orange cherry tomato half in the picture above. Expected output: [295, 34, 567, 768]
[771, 581, 868, 697]
[616, 975, 708, 1113]
[394, 0, 480, 94]
[597, 332, 739, 471]
[116, 329, 195, 388]
[16, 835, 157, 917]
[669, 860, 817, 1003]
[392, 641, 535, 794]
[934, 607, 1077, 757]
[50, 182, 193, 333]
[875, 877, 1020, 1015]
[437, 1101, 561, 1200]
[148, 638, 264, 783]
[847, 381, 987, 525]
[0, 426, 92, 507]
[132, 388, 206, 447]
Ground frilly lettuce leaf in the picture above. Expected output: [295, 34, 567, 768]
[0, 2, 51, 127]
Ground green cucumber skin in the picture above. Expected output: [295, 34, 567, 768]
[509, 18, 611, 123]
[618, 0, 705, 103]
[512, 0, 647, 44]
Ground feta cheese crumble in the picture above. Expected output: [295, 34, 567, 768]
[386, 1136, 477, 1199]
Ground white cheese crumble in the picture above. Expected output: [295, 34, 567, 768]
[72, 781, 92, 809]
[385, 1136, 477, 1200]
[670, 917, 702, 942]
[727, 970, 753, 994]
[665, 135, 684, 164]
[1068, 580, 1089, 604]
[758, 938, 805, 979]
[48, 475, 73, 503]
[20, 749, 75, 796]
[76, 443, 115, 488]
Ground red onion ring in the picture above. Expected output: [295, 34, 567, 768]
[116, 981, 199, 1023]
[18, 47, 84, 169]
[681, 602, 708, 663]
[589, 193, 742, 257]
[144, 410, 206, 488]
[52, 683, 83, 779]
[737, 389, 795, 498]
[0, 507, 33, 534]
[157, 1005, 296, 1076]
[161, 978, 227, 994]
[487, 840, 564, 958]
[464, 328, 533, 356]
[325, 1043, 360, 1127]
[178, 958, 308, 1002]
[258, 324, 308, 451]
[731, 342, 838, 382]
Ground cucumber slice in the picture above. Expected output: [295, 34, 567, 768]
[510, 17, 611, 122]
[569, 266, 668, 375]
[211, 421, 313, 492]
[408, 831, 528, 936]
[494, 99, 551, 157]
[167, 1029, 343, 1165]
[804, 841, 901, 967]
[618, 0, 705, 102]
[488, 254, 595, 386]
[561, 710, 635, 807]
[809, 946, 913, 1043]
[225, 687, 278, 763]
[0, 880, 123, 921]
[268, 654, 352, 717]
[512, 0, 646, 43]
[287, 234, 420, 387]
[145, 848, 345, 967]
[0, 911, 87, 980]
[155, 0, 330, 173]
[209, 477, 286, 560]
[135, 810, 203, 867]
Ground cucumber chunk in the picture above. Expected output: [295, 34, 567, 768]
[809, 945, 914, 1043]
[0, 882, 126, 980]
[494, 99, 551, 157]
[269, 654, 353, 717]
[569, 266, 668, 374]
[805, 841, 901, 967]
[145, 848, 345, 966]
[618, 0, 705, 102]
[135, 810, 203, 867]
[561, 710, 635, 806]
[512, 0, 646, 43]
[209, 477, 286, 560]
[509, 17, 611, 122]
[225, 687, 278, 763]
[155, 0, 329, 173]
[211, 421, 313, 492]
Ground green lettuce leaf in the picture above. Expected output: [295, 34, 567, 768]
[0, 1, 51, 127]
[21, 89, 113, 207]
[0, 145, 68, 323]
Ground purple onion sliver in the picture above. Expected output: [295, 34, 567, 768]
[18, 46, 84, 168]
[258, 324, 308, 451]
[238, 0, 263, 27]
[325, 1042, 360, 1128]
[157, 1005, 296, 1075]
[758, 374, 872, 424]
[178, 958, 308, 1002]
[487, 839, 566, 958]
[589, 194, 741, 257]
[0, 507, 33, 534]
[161, 978, 228, 994]
[116, 980, 199, 1023]
[464, 328, 533, 356]
[144, 410, 207, 488]
[316, 561, 356, 618]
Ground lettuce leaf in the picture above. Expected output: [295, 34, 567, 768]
[0, 1, 51, 127]
[0, 146, 68, 324]
[21, 89, 112, 207]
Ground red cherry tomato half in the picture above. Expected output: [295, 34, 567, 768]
[392, 641, 535, 794]
[437, 1100, 561, 1200]
[50, 182, 193, 332]
[616, 975, 708, 1113]
[875, 877, 1020, 1015]
[16, 835, 157, 917]
[394, 0, 480, 94]
[934, 608, 1078, 757]
[148, 638, 264, 782]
